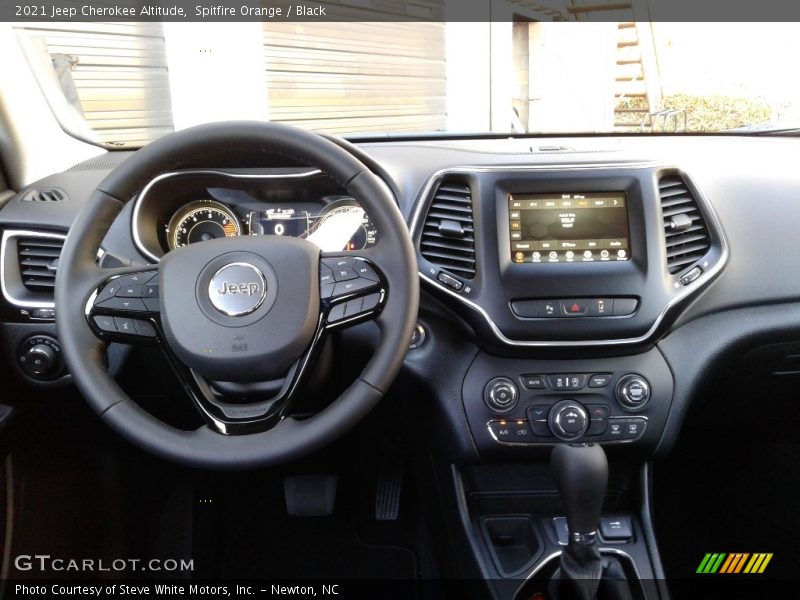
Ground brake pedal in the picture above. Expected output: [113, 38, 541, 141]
[283, 475, 338, 516]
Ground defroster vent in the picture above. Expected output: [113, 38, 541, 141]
[17, 236, 64, 292]
[659, 174, 710, 274]
[420, 179, 476, 279]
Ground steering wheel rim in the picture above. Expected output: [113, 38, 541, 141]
[55, 121, 419, 470]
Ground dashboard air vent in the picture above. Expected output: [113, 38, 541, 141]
[20, 188, 67, 203]
[420, 179, 476, 279]
[659, 174, 710, 274]
[17, 236, 64, 292]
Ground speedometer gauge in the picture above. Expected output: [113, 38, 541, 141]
[167, 200, 241, 250]
[309, 198, 378, 251]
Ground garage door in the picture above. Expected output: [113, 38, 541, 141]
[263, 19, 446, 134]
[14, 22, 174, 147]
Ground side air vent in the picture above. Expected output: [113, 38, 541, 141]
[659, 174, 710, 274]
[420, 179, 476, 279]
[17, 236, 64, 292]
[20, 188, 67, 203]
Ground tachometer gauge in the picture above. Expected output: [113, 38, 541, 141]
[308, 198, 378, 252]
[167, 200, 241, 250]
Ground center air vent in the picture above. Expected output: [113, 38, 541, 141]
[20, 188, 67, 203]
[17, 236, 64, 292]
[420, 179, 476, 279]
[659, 174, 710, 274]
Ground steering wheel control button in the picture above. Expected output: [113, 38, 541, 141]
[133, 319, 157, 337]
[117, 273, 151, 286]
[332, 277, 375, 297]
[207, 262, 267, 317]
[95, 282, 120, 305]
[116, 284, 143, 297]
[113, 317, 136, 334]
[320, 267, 334, 286]
[323, 258, 358, 282]
[436, 271, 464, 291]
[361, 293, 381, 312]
[141, 284, 159, 298]
[588, 373, 613, 388]
[484, 377, 519, 413]
[547, 373, 587, 391]
[548, 400, 589, 441]
[355, 262, 379, 282]
[93, 315, 117, 332]
[521, 374, 547, 389]
[612, 298, 638, 316]
[328, 303, 347, 322]
[561, 298, 589, 316]
[96, 296, 148, 312]
[616, 374, 651, 410]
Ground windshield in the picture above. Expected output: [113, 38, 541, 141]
[12, 20, 800, 148]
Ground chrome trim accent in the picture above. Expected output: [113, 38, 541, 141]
[410, 163, 729, 347]
[0, 229, 66, 309]
[571, 531, 598, 544]
[131, 168, 323, 262]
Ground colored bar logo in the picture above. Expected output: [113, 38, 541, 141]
[696, 553, 773, 574]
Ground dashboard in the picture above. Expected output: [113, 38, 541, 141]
[131, 168, 378, 261]
[1, 133, 800, 464]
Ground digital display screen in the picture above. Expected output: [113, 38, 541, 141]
[508, 192, 630, 264]
[247, 208, 311, 238]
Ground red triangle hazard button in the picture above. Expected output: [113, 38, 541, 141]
[570, 303, 580, 312]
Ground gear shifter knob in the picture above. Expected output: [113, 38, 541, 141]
[551, 443, 608, 541]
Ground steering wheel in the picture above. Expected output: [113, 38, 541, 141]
[55, 122, 419, 470]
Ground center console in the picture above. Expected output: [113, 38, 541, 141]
[410, 162, 726, 599]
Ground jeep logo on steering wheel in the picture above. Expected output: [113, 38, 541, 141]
[208, 262, 267, 316]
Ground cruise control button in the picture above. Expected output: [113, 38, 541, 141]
[561, 299, 589, 316]
[133, 319, 157, 337]
[116, 284, 143, 298]
[320, 282, 336, 299]
[333, 278, 376, 297]
[96, 297, 148, 312]
[319, 267, 334, 286]
[92, 315, 117, 332]
[589, 298, 614, 316]
[361, 293, 381, 312]
[521, 374, 547, 389]
[344, 297, 363, 316]
[328, 303, 346, 322]
[113, 317, 136, 334]
[588, 374, 612, 388]
[354, 262, 379, 282]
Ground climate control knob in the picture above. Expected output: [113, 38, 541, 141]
[483, 377, 519, 413]
[548, 400, 589, 441]
[616, 374, 651, 410]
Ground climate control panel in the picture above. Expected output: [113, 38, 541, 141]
[463, 350, 672, 455]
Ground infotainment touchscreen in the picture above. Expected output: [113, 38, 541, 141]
[508, 192, 630, 264]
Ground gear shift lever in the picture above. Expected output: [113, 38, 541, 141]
[548, 443, 608, 600]
[551, 443, 608, 543]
